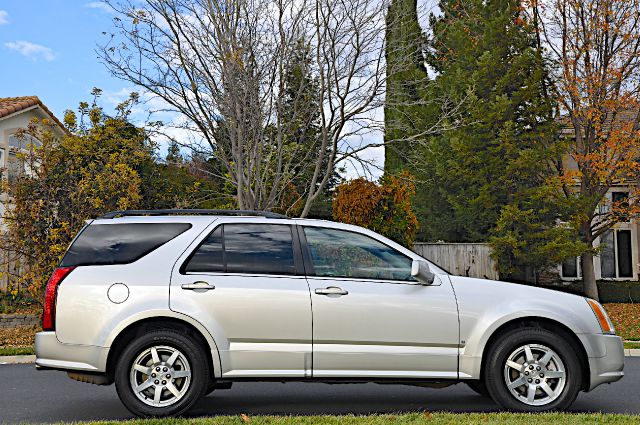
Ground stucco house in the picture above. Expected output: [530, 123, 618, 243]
[0, 96, 66, 289]
[558, 110, 640, 282]
[0, 96, 66, 193]
[0, 96, 66, 178]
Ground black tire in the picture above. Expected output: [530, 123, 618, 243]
[114, 328, 210, 417]
[484, 326, 582, 412]
[465, 380, 490, 397]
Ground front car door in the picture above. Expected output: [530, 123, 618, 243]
[170, 219, 312, 378]
[302, 224, 460, 379]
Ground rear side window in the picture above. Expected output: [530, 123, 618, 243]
[61, 223, 192, 267]
[183, 224, 295, 275]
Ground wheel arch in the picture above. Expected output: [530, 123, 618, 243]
[478, 317, 590, 391]
[105, 315, 221, 380]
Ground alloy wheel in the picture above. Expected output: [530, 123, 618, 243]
[129, 345, 192, 407]
[502, 343, 566, 406]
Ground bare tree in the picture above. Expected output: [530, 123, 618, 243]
[100, 0, 460, 216]
[101, 0, 372, 213]
[534, 0, 640, 300]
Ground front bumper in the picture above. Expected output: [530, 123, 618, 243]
[578, 333, 624, 391]
[35, 332, 108, 372]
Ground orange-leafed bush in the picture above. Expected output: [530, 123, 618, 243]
[332, 172, 419, 246]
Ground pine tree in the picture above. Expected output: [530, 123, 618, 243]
[422, 0, 553, 240]
[383, 0, 430, 173]
[420, 0, 584, 277]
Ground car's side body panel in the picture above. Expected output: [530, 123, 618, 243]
[309, 272, 459, 378]
[169, 218, 313, 378]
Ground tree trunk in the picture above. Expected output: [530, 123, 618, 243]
[581, 250, 599, 301]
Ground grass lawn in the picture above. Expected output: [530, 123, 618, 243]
[0, 345, 34, 356]
[57, 413, 639, 424]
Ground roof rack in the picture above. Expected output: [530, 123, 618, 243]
[99, 209, 288, 219]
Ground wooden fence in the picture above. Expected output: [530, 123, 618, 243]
[412, 242, 499, 280]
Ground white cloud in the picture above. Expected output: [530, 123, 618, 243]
[5, 41, 56, 61]
[0, 10, 8, 25]
[84, 2, 113, 13]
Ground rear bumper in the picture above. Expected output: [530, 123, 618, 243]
[35, 332, 108, 372]
[580, 333, 624, 391]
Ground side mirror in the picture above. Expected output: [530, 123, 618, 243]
[411, 259, 435, 285]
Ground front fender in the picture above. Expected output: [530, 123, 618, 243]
[450, 276, 601, 379]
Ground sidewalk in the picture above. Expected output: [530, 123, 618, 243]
[0, 355, 35, 364]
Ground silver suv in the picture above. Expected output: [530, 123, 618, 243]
[35, 210, 624, 417]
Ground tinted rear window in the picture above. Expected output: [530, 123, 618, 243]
[183, 224, 295, 275]
[61, 223, 192, 267]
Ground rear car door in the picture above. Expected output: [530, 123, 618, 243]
[302, 225, 460, 379]
[170, 219, 313, 378]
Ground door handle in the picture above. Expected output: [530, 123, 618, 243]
[315, 286, 348, 296]
[181, 281, 215, 291]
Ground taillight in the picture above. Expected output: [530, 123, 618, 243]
[42, 267, 75, 331]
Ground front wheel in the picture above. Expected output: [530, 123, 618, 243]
[484, 326, 582, 411]
[114, 329, 210, 417]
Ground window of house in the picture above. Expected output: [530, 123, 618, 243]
[7, 152, 23, 184]
[561, 257, 579, 278]
[617, 230, 633, 277]
[8, 134, 41, 150]
[612, 191, 630, 222]
[601, 231, 616, 278]
[600, 229, 634, 279]
[183, 224, 296, 275]
[303, 227, 413, 281]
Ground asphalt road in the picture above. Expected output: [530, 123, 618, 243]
[1, 359, 639, 423]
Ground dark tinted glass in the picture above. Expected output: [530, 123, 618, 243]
[561, 257, 578, 278]
[612, 192, 630, 221]
[224, 224, 295, 274]
[183, 226, 224, 273]
[617, 230, 633, 277]
[601, 231, 616, 278]
[61, 223, 191, 267]
[303, 227, 413, 281]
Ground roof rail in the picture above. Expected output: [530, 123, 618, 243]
[99, 209, 288, 219]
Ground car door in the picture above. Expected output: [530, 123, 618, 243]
[302, 225, 460, 379]
[170, 220, 312, 378]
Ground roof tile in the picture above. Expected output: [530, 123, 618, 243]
[0, 96, 66, 131]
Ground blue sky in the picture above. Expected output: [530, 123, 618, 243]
[0, 0, 385, 177]
[0, 1, 127, 118]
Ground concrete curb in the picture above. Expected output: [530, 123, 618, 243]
[0, 350, 639, 365]
[0, 355, 35, 365]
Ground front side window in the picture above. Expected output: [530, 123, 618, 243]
[184, 224, 295, 275]
[303, 227, 413, 281]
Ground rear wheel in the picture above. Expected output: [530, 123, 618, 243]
[484, 326, 582, 411]
[114, 329, 209, 417]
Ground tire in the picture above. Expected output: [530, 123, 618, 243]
[114, 328, 210, 417]
[465, 380, 490, 397]
[484, 326, 582, 412]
